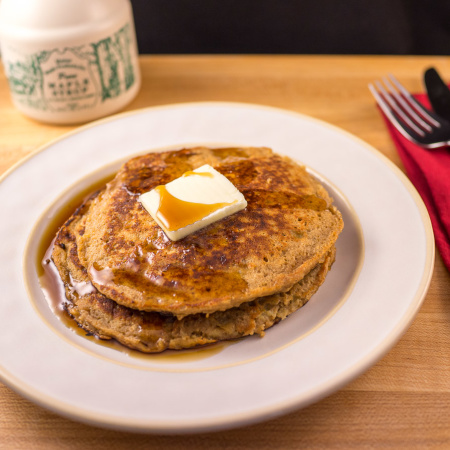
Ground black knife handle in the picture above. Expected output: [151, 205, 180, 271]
[424, 67, 450, 119]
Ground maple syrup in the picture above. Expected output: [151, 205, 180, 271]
[36, 154, 330, 362]
[36, 173, 230, 362]
[153, 184, 237, 231]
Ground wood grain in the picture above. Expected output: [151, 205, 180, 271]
[0, 55, 449, 449]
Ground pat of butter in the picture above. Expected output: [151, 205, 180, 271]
[139, 164, 247, 241]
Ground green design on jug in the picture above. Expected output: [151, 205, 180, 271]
[5, 23, 136, 112]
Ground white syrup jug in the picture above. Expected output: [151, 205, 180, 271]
[0, 0, 141, 124]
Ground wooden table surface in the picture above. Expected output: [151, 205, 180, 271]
[0, 55, 449, 449]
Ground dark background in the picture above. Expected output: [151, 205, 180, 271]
[130, 0, 450, 55]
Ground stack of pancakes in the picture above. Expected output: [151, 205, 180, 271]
[51, 147, 344, 352]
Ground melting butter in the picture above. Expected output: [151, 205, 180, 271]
[139, 164, 247, 241]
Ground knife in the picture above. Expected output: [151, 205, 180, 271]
[424, 67, 450, 120]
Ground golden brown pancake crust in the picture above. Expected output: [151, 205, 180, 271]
[52, 193, 335, 352]
[74, 147, 343, 317]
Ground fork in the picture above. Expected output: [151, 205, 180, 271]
[369, 74, 450, 149]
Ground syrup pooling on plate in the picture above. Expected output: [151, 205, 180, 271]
[41, 247, 228, 362]
[40, 146, 343, 355]
[37, 181, 229, 362]
[34, 167, 244, 358]
[35, 174, 115, 278]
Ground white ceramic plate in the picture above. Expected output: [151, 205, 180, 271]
[0, 102, 434, 433]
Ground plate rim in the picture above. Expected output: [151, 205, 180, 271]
[0, 101, 435, 433]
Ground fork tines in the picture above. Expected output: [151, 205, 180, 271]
[369, 74, 444, 146]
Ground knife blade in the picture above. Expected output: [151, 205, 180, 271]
[424, 67, 450, 120]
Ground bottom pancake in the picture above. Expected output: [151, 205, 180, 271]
[51, 192, 335, 353]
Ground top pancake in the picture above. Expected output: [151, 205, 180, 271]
[75, 147, 343, 317]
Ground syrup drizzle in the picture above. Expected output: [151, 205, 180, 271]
[154, 184, 237, 231]
[36, 176, 230, 362]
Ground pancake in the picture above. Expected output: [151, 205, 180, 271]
[52, 192, 336, 352]
[75, 147, 344, 317]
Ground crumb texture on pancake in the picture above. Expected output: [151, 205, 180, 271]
[73, 147, 343, 316]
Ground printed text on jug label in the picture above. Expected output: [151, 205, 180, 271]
[4, 23, 136, 112]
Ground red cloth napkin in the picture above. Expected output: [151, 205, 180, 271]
[378, 92, 450, 271]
